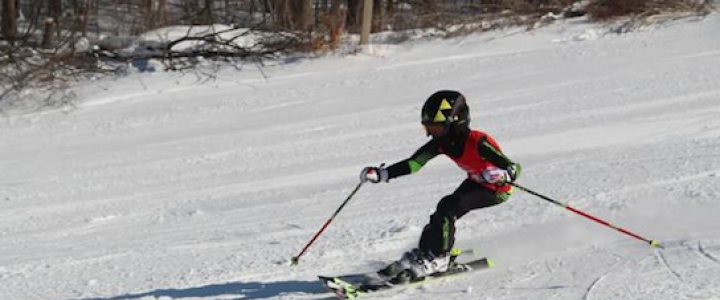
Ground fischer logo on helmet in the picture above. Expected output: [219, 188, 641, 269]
[421, 90, 470, 138]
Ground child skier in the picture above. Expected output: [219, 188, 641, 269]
[360, 90, 521, 281]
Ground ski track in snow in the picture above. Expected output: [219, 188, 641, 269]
[655, 249, 683, 282]
[582, 277, 601, 300]
[696, 241, 720, 264]
[2, 13, 720, 300]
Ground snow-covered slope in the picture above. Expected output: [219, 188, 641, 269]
[2, 14, 720, 300]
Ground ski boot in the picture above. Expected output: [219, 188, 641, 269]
[377, 248, 455, 283]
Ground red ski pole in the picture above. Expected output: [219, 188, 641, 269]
[291, 181, 365, 266]
[510, 182, 663, 249]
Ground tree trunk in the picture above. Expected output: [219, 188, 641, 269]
[386, 0, 395, 25]
[142, 0, 168, 29]
[268, 0, 292, 30]
[2, 0, 18, 40]
[204, 0, 214, 24]
[143, 0, 154, 29]
[330, 0, 342, 15]
[47, 0, 62, 23]
[297, 0, 313, 31]
[372, 0, 383, 32]
[320, 0, 329, 14]
[422, 0, 438, 28]
[328, 0, 343, 46]
[42, 18, 55, 49]
[158, 0, 168, 26]
[330, 0, 343, 22]
[80, 0, 93, 38]
[360, 0, 372, 45]
[346, 0, 360, 33]
[225, 0, 232, 22]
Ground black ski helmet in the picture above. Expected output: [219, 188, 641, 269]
[421, 90, 470, 138]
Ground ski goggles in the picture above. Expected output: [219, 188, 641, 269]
[423, 123, 448, 137]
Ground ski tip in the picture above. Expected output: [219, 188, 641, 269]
[486, 257, 497, 269]
[318, 276, 361, 299]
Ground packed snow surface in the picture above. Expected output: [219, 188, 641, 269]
[2, 15, 720, 300]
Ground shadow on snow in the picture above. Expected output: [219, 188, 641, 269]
[66, 280, 326, 300]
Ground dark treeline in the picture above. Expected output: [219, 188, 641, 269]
[1, 0, 712, 111]
[1, 0, 576, 46]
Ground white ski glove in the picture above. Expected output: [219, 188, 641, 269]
[360, 166, 389, 183]
[482, 167, 510, 185]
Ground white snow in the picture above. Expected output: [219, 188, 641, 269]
[2, 14, 720, 300]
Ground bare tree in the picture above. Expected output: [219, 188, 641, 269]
[267, 0, 293, 29]
[204, 0, 214, 24]
[265, 0, 314, 31]
[42, 17, 56, 49]
[43, 0, 62, 48]
[372, 0, 384, 32]
[144, 0, 169, 29]
[2, 0, 18, 41]
[422, 0, 439, 27]
[48, 0, 62, 20]
[347, 0, 361, 32]
[324, 0, 344, 48]
[158, 0, 168, 26]
[78, 0, 94, 37]
[142, 0, 155, 30]
[298, 0, 314, 30]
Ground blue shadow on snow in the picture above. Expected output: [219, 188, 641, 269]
[66, 280, 326, 300]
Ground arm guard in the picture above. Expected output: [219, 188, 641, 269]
[478, 138, 522, 181]
[386, 140, 440, 180]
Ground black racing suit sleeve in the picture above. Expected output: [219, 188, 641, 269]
[386, 140, 441, 180]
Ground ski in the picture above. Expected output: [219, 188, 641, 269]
[319, 257, 494, 299]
